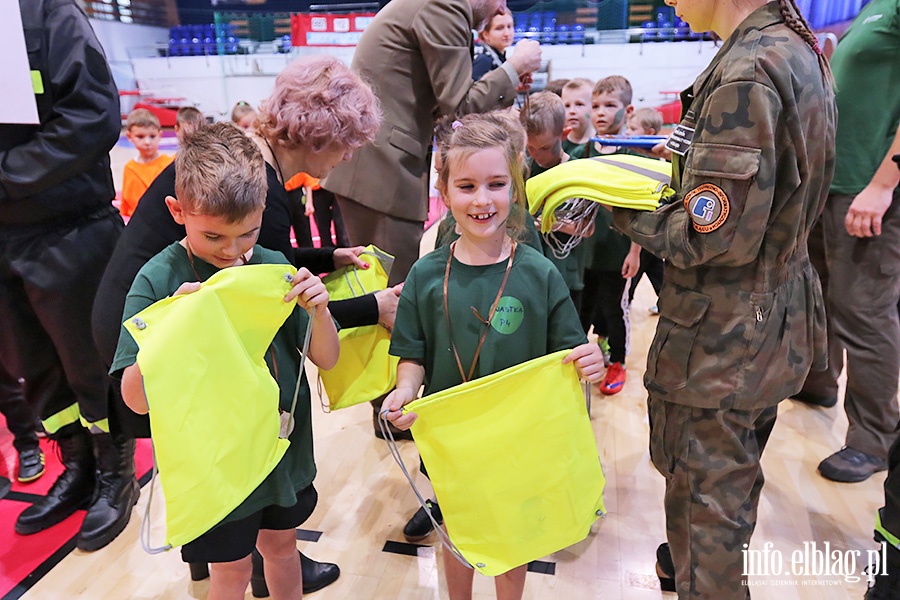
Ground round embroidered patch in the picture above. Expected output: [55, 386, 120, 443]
[683, 184, 730, 233]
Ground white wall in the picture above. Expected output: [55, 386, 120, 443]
[90, 18, 169, 91]
[128, 41, 719, 119]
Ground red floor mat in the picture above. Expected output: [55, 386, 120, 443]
[0, 416, 153, 600]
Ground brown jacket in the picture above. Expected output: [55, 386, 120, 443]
[323, 0, 518, 222]
[613, 3, 837, 410]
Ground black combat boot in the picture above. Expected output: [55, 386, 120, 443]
[866, 544, 900, 599]
[76, 433, 140, 551]
[16, 424, 95, 534]
[250, 548, 341, 597]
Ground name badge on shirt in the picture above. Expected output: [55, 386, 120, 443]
[666, 123, 695, 156]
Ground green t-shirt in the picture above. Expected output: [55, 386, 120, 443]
[390, 243, 587, 396]
[582, 145, 640, 271]
[829, 0, 900, 195]
[111, 242, 316, 525]
[562, 138, 589, 160]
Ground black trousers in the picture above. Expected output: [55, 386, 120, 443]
[0, 359, 39, 452]
[628, 249, 664, 302]
[0, 210, 122, 432]
[581, 269, 629, 364]
[312, 189, 349, 248]
[878, 428, 900, 552]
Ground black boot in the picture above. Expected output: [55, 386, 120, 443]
[656, 542, 676, 592]
[0, 476, 10, 500]
[866, 544, 900, 599]
[76, 433, 140, 551]
[403, 500, 442, 542]
[16, 425, 95, 534]
[250, 549, 341, 597]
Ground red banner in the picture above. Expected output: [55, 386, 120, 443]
[290, 13, 376, 46]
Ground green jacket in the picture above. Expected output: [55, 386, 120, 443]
[613, 2, 836, 410]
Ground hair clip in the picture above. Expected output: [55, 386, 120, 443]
[812, 41, 823, 56]
[451, 120, 463, 130]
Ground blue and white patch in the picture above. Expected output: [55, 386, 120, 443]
[683, 184, 729, 233]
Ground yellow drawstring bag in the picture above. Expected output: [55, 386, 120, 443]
[404, 350, 605, 576]
[319, 246, 398, 411]
[124, 264, 297, 549]
[527, 154, 674, 232]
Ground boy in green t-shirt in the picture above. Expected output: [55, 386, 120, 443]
[520, 92, 591, 313]
[112, 123, 339, 598]
[581, 76, 643, 395]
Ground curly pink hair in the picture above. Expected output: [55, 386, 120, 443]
[258, 55, 381, 153]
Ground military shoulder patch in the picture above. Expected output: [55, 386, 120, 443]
[683, 184, 729, 233]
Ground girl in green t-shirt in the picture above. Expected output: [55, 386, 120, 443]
[383, 113, 606, 600]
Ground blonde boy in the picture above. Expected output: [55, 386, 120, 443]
[120, 108, 173, 218]
[588, 75, 634, 156]
[521, 91, 569, 173]
[560, 78, 594, 158]
[114, 122, 339, 598]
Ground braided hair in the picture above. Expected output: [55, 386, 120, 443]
[777, 0, 835, 87]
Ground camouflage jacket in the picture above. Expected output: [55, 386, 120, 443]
[613, 2, 836, 410]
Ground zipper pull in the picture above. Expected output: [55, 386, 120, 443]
[755, 306, 763, 322]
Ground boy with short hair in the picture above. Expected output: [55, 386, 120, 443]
[521, 92, 590, 313]
[113, 122, 339, 597]
[120, 108, 173, 218]
[581, 75, 642, 395]
[560, 78, 594, 159]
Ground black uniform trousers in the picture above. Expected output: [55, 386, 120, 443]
[0, 209, 122, 432]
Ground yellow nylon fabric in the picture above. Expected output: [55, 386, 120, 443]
[526, 154, 674, 232]
[406, 350, 606, 576]
[124, 264, 297, 548]
[320, 246, 398, 411]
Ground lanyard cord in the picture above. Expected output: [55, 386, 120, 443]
[442, 240, 517, 383]
[263, 136, 287, 185]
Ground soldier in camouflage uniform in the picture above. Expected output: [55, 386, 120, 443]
[611, 0, 836, 597]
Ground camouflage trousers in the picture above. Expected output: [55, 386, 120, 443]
[649, 395, 778, 599]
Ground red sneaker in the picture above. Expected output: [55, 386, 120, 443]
[599, 362, 626, 395]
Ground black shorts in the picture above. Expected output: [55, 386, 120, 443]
[181, 484, 317, 564]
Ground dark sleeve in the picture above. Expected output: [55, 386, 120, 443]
[109, 272, 164, 378]
[472, 53, 494, 81]
[612, 81, 780, 269]
[92, 163, 183, 366]
[258, 166, 296, 259]
[388, 266, 426, 361]
[329, 294, 379, 328]
[0, 1, 119, 201]
[291, 247, 336, 273]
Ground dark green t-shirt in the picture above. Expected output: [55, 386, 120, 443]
[111, 242, 316, 525]
[562, 138, 589, 160]
[390, 243, 587, 396]
[829, 0, 900, 195]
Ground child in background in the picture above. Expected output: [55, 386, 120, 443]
[560, 78, 594, 159]
[231, 100, 258, 132]
[626, 106, 665, 157]
[625, 107, 665, 311]
[113, 123, 340, 598]
[544, 78, 569, 97]
[384, 113, 604, 600]
[174, 106, 205, 143]
[120, 109, 173, 218]
[520, 91, 588, 312]
[581, 75, 643, 395]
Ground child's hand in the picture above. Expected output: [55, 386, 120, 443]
[173, 281, 201, 297]
[563, 343, 606, 384]
[381, 387, 418, 430]
[284, 268, 329, 310]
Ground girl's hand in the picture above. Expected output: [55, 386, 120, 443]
[333, 246, 369, 269]
[285, 268, 329, 310]
[563, 343, 606, 384]
[173, 281, 201, 297]
[381, 387, 418, 430]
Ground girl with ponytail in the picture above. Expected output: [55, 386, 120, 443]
[611, 0, 837, 596]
